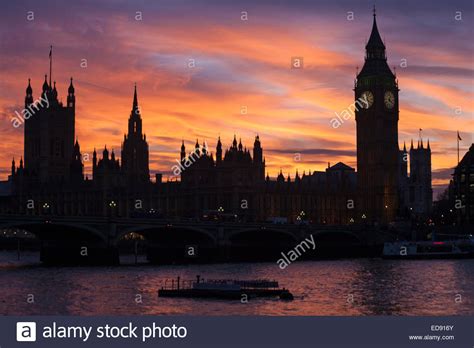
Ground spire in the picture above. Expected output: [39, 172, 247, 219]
[133, 83, 138, 108]
[26, 78, 32, 94]
[420, 138, 424, 149]
[132, 83, 139, 116]
[216, 136, 222, 163]
[403, 141, 407, 152]
[180, 140, 186, 161]
[232, 134, 237, 148]
[366, 6, 385, 54]
[357, 8, 393, 79]
[68, 77, 75, 94]
[427, 139, 430, 150]
[410, 139, 414, 150]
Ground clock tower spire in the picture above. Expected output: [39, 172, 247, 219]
[355, 9, 399, 223]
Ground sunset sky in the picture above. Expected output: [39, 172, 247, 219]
[0, 0, 472, 198]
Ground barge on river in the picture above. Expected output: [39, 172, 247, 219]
[158, 275, 293, 300]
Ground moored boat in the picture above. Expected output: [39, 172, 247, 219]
[158, 275, 293, 300]
[383, 235, 474, 259]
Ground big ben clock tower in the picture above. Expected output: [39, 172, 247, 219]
[355, 9, 399, 223]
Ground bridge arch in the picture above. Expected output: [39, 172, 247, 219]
[115, 224, 219, 264]
[114, 224, 217, 246]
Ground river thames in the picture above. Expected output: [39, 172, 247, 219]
[1, 252, 473, 316]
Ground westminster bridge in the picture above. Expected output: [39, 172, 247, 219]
[0, 214, 394, 264]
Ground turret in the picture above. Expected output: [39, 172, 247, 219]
[42, 75, 49, 98]
[201, 140, 207, 156]
[180, 140, 186, 161]
[67, 77, 75, 108]
[11, 158, 15, 176]
[52, 81, 58, 101]
[103, 145, 109, 160]
[216, 136, 222, 164]
[253, 135, 262, 163]
[25, 78, 33, 107]
[92, 148, 97, 177]
[277, 169, 284, 183]
[70, 139, 84, 182]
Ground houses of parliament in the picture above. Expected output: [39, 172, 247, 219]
[0, 12, 432, 224]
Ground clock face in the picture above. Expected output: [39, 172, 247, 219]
[384, 91, 395, 109]
[361, 91, 374, 109]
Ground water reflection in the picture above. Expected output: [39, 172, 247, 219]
[0, 252, 473, 316]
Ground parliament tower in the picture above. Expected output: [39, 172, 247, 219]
[23, 75, 76, 184]
[355, 10, 399, 222]
[121, 85, 150, 187]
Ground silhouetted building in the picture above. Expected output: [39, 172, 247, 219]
[450, 144, 474, 225]
[22, 76, 76, 184]
[398, 139, 433, 217]
[121, 85, 150, 188]
[4, 10, 433, 225]
[355, 10, 399, 223]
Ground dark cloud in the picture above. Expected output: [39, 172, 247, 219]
[406, 66, 474, 78]
[267, 148, 355, 157]
[432, 167, 455, 181]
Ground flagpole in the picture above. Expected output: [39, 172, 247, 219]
[49, 45, 52, 87]
[457, 132, 460, 165]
